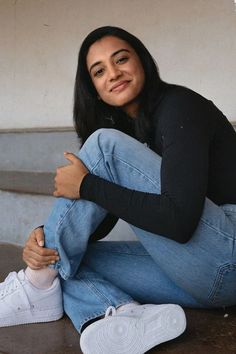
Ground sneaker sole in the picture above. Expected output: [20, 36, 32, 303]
[0, 308, 63, 327]
[80, 304, 186, 354]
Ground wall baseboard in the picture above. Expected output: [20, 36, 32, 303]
[0, 121, 235, 134]
[0, 127, 74, 134]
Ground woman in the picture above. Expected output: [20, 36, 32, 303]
[1, 26, 236, 354]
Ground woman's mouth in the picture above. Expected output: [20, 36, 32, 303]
[110, 81, 130, 93]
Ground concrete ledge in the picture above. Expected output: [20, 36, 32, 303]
[0, 127, 74, 133]
[0, 170, 54, 195]
[0, 190, 54, 245]
[0, 130, 79, 172]
[0, 189, 137, 246]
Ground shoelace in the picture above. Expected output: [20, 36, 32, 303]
[0, 271, 16, 287]
[105, 306, 117, 318]
[0, 271, 21, 298]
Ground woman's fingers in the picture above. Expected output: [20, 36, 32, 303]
[53, 154, 89, 199]
[23, 227, 59, 268]
[23, 247, 59, 268]
[24, 255, 58, 269]
[26, 243, 58, 257]
[26, 228, 58, 256]
[23, 246, 59, 263]
[34, 227, 45, 247]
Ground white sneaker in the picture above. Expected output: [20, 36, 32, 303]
[80, 303, 186, 354]
[0, 270, 63, 327]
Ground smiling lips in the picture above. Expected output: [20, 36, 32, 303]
[110, 80, 130, 92]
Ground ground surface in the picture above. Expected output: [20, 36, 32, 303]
[0, 243, 236, 354]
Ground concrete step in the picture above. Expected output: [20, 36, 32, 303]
[0, 129, 137, 245]
[0, 189, 54, 245]
[0, 170, 54, 195]
[0, 128, 79, 172]
[0, 186, 136, 246]
[0, 129, 77, 244]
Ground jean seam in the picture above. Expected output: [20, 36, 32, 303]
[110, 153, 160, 188]
[79, 278, 118, 306]
[89, 156, 104, 174]
[48, 201, 78, 280]
[208, 263, 236, 304]
[55, 200, 77, 229]
[93, 250, 150, 256]
[200, 217, 234, 241]
[59, 267, 69, 280]
[83, 137, 161, 188]
[94, 152, 161, 190]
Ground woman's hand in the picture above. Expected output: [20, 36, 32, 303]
[23, 227, 59, 269]
[53, 152, 89, 199]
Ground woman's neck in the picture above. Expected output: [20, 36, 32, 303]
[123, 101, 139, 119]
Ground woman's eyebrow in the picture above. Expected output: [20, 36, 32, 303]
[89, 49, 130, 73]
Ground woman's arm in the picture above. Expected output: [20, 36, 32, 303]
[80, 88, 215, 243]
[51, 87, 217, 244]
[89, 214, 118, 242]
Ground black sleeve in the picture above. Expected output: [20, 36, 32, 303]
[80, 88, 213, 243]
[89, 214, 118, 242]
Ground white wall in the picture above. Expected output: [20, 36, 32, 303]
[0, 0, 236, 129]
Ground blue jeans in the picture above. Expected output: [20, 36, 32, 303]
[44, 128, 236, 333]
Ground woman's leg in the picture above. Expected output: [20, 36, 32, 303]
[130, 199, 236, 308]
[1, 128, 234, 330]
[40, 127, 235, 334]
[0, 128, 162, 328]
[61, 240, 202, 333]
[81, 241, 205, 307]
[43, 128, 163, 279]
[62, 201, 236, 332]
[44, 128, 236, 306]
[42, 127, 163, 280]
[81, 201, 236, 310]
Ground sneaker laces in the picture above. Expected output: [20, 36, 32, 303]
[0, 271, 24, 298]
[105, 306, 117, 318]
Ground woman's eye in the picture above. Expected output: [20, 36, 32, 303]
[94, 68, 104, 77]
[116, 57, 128, 64]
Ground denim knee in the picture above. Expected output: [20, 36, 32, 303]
[79, 128, 127, 170]
[83, 128, 125, 150]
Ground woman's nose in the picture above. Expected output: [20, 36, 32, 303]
[108, 65, 122, 81]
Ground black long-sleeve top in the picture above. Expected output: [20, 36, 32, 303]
[81, 84, 236, 243]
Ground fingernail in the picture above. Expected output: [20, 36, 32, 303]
[39, 241, 44, 247]
[51, 260, 55, 264]
[56, 257, 60, 261]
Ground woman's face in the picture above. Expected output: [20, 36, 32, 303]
[86, 36, 145, 117]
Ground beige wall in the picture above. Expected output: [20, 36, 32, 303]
[0, 0, 236, 129]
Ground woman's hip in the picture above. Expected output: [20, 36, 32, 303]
[129, 199, 236, 306]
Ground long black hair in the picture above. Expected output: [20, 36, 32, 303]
[73, 26, 164, 145]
